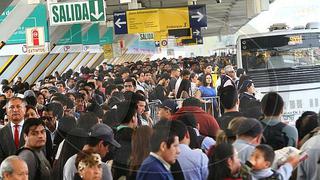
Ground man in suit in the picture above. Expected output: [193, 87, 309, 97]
[0, 97, 26, 163]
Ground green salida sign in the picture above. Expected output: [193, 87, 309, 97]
[50, 0, 106, 26]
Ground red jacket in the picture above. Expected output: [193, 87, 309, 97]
[172, 106, 220, 138]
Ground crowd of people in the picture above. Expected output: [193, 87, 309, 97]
[0, 55, 319, 180]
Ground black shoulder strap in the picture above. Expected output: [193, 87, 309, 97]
[16, 147, 42, 178]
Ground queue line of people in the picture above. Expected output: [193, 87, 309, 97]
[0, 55, 318, 180]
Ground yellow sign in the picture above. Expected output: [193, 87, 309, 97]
[127, 9, 160, 34]
[126, 7, 190, 34]
[159, 7, 189, 30]
[103, 44, 113, 60]
[288, 35, 303, 45]
[154, 30, 168, 41]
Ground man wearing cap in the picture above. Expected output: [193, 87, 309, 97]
[63, 123, 120, 180]
[233, 117, 263, 163]
[158, 99, 178, 120]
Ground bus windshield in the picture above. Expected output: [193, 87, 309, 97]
[240, 32, 320, 70]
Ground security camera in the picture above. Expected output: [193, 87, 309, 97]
[216, 0, 221, 3]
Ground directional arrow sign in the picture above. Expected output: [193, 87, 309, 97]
[115, 18, 126, 28]
[192, 27, 201, 39]
[113, 11, 128, 34]
[50, 0, 106, 26]
[191, 12, 204, 22]
[197, 36, 204, 45]
[89, 0, 106, 22]
[188, 5, 207, 28]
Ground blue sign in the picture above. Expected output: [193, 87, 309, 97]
[113, 11, 127, 35]
[188, 5, 207, 28]
[192, 27, 201, 38]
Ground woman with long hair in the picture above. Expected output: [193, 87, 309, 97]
[128, 126, 153, 180]
[196, 73, 218, 117]
[208, 143, 242, 180]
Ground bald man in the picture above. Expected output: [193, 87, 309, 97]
[0, 155, 28, 180]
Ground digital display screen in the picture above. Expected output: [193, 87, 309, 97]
[241, 32, 320, 50]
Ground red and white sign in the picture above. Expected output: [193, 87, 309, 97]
[25, 27, 47, 54]
[26, 27, 45, 47]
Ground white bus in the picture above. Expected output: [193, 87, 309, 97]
[237, 24, 320, 124]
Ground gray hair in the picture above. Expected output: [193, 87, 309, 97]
[224, 65, 234, 73]
[0, 156, 25, 178]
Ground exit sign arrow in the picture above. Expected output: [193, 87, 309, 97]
[91, 0, 103, 20]
[89, 0, 106, 21]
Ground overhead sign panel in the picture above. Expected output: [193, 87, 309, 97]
[113, 11, 128, 34]
[50, 0, 106, 26]
[127, 9, 160, 34]
[188, 5, 207, 28]
[113, 5, 206, 35]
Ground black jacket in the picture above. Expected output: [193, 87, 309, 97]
[239, 92, 262, 119]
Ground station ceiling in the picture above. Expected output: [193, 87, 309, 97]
[105, 0, 261, 37]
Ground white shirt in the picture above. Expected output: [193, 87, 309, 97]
[174, 77, 182, 97]
[10, 121, 24, 140]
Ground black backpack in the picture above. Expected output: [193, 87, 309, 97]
[16, 147, 42, 178]
[261, 121, 289, 150]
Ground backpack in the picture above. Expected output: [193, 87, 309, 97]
[16, 147, 42, 178]
[16, 147, 52, 179]
[261, 121, 289, 150]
